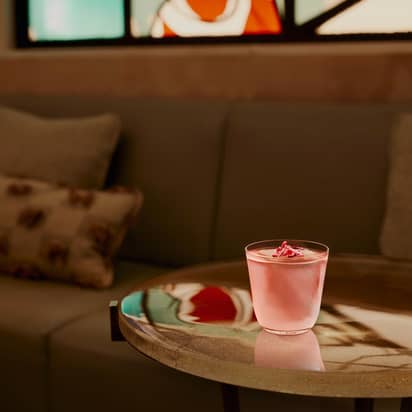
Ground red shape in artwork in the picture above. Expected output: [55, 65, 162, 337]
[189, 286, 237, 322]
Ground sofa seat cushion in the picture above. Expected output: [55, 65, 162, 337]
[0, 260, 167, 412]
[49, 307, 223, 412]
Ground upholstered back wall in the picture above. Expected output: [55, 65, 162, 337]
[0, 44, 412, 101]
[0, 0, 12, 51]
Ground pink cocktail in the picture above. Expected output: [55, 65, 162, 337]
[246, 240, 328, 335]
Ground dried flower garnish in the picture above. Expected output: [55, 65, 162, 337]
[272, 241, 304, 258]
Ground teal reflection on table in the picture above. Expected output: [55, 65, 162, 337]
[121, 291, 144, 318]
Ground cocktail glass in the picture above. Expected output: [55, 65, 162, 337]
[245, 240, 328, 335]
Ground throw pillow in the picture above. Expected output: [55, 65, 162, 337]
[380, 113, 412, 259]
[0, 106, 121, 189]
[0, 174, 143, 288]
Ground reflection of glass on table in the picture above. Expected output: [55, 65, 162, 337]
[254, 329, 324, 371]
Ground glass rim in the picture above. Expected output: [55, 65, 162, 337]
[245, 239, 329, 256]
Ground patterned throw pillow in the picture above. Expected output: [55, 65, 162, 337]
[0, 175, 143, 288]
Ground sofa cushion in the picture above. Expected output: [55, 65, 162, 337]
[213, 101, 412, 260]
[0, 260, 167, 412]
[49, 308, 222, 412]
[380, 113, 412, 259]
[0, 174, 143, 288]
[0, 105, 120, 189]
[0, 95, 229, 267]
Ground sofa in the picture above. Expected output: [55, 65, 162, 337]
[0, 94, 409, 412]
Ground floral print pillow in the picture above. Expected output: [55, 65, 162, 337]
[0, 175, 143, 288]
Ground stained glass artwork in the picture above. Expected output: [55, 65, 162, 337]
[130, 0, 165, 37]
[28, 0, 124, 41]
[275, 0, 285, 19]
[131, 0, 282, 38]
[318, 0, 412, 34]
[23, 0, 412, 45]
[295, 0, 344, 25]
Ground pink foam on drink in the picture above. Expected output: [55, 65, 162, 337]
[246, 243, 328, 335]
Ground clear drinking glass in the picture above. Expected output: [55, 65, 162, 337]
[245, 240, 328, 335]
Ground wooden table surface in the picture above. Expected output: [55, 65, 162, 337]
[118, 256, 412, 399]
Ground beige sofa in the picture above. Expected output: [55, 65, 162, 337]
[0, 95, 408, 412]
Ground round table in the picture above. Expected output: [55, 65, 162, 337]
[114, 257, 412, 412]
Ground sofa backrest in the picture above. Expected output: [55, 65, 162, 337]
[0, 95, 410, 266]
[0, 95, 228, 266]
[213, 101, 412, 260]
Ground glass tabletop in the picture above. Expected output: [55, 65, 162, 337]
[119, 258, 412, 397]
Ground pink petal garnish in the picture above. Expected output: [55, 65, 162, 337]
[272, 241, 304, 258]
